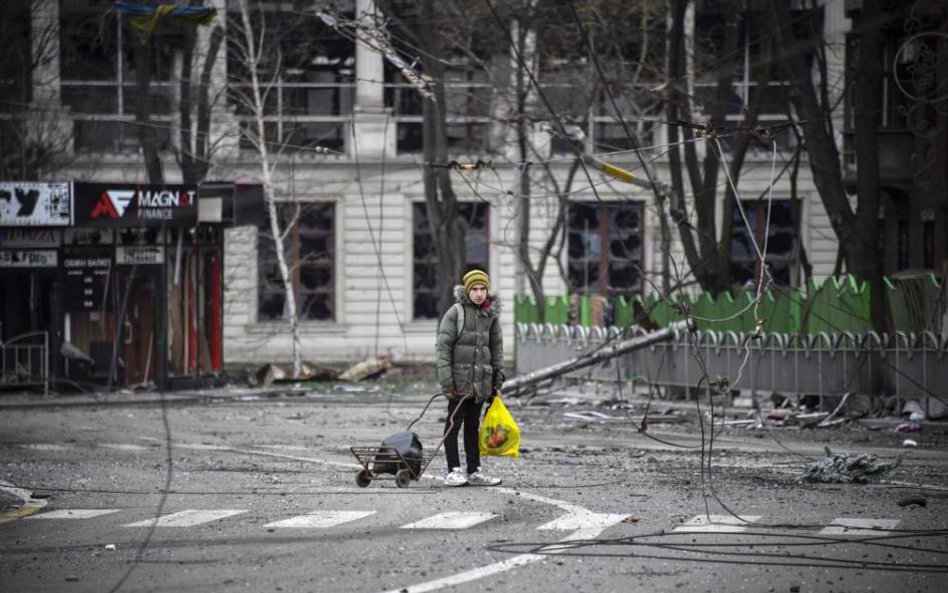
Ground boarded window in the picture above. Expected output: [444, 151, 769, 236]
[412, 202, 489, 319]
[568, 201, 644, 296]
[258, 202, 335, 322]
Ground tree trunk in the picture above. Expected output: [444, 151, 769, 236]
[134, 40, 163, 184]
[767, 0, 886, 329]
[767, 0, 856, 261]
[420, 0, 464, 315]
[694, 0, 741, 295]
[179, 23, 223, 185]
[850, 0, 886, 329]
[664, 0, 703, 288]
[237, 0, 303, 377]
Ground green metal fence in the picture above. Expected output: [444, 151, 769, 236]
[514, 274, 945, 334]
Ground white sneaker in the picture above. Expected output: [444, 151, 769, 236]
[467, 467, 501, 486]
[444, 467, 468, 487]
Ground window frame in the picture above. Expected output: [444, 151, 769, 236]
[567, 200, 645, 297]
[730, 198, 801, 288]
[411, 201, 490, 320]
[257, 201, 336, 323]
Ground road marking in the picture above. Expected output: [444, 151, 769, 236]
[537, 511, 629, 531]
[401, 512, 497, 530]
[100, 443, 151, 451]
[123, 509, 246, 527]
[15, 443, 71, 451]
[673, 514, 762, 533]
[263, 510, 376, 529]
[178, 444, 623, 592]
[382, 525, 612, 593]
[819, 518, 900, 536]
[26, 509, 120, 520]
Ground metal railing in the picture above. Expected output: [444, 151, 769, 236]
[515, 323, 948, 416]
[0, 331, 49, 396]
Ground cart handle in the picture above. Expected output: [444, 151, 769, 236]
[406, 392, 472, 432]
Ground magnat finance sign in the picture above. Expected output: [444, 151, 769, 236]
[73, 183, 198, 228]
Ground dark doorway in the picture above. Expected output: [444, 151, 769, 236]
[118, 272, 158, 386]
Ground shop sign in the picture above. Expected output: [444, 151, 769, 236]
[0, 249, 58, 268]
[64, 228, 114, 246]
[0, 228, 61, 247]
[74, 183, 198, 228]
[0, 182, 72, 226]
[116, 245, 164, 265]
[64, 247, 112, 312]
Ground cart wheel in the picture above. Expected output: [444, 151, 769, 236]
[355, 469, 372, 488]
[394, 469, 411, 488]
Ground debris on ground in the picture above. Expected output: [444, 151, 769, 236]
[802, 448, 902, 483]
[767, 408, 794, 421]
[897, 495, 927, 508]
[895, 421, 923, 433]
[903, 398, 948, 420]
[254, 363, 337, 386]
[902, 439, 918, 447]
[254, 364, 286, 387]
[338, 356, 391, 382]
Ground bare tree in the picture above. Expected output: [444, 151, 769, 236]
[766, 0, 888, 327]
[177, 14, 225, 185]
[230, 0, 304, 378]
[0, 0, 71, 180]
[664, 0, 779, 295]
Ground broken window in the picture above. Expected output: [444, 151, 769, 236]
[567, 201, 644, 296]
[59, 3, 177, 152]
[412, 202, 489, 319]
[386, 59, 490, 154]
[693, 5, 801, 152]
[258, 202, 336, 322]
[227, 3, 355, 153]
[730, 199, 799, 287]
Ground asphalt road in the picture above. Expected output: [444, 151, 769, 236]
[1, 383, 947, 593]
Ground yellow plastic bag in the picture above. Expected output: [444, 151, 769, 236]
[479, 396, 520, 457]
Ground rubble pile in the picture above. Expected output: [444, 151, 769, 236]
[803, 449, 901, 484]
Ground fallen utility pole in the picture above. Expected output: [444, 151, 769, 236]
[504, 319, 695, 395]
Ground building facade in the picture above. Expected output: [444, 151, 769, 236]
[4, 0, 940, 381]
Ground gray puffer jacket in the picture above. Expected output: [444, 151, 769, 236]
[436, 285, 504, 403]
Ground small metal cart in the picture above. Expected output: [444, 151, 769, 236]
[348, 393, 471, 488]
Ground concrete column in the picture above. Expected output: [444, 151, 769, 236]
[351, 0, 395, 158]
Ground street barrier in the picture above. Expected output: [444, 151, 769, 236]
[0, 331, 50, 396]
[515, 323, 947, 417]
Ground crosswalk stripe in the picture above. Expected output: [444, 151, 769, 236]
[537, 512, 628, 531]
[401, 512, 496, 530]
[819, 518, 900, 536]
[673, 514, 761, 533]
[123, 510, 246, 527]
[100, 443, 151, 451]
[26, 509, 120, 520]
[263, 510, 376, 528]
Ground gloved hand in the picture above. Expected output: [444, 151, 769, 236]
[443, 389, 457, 401]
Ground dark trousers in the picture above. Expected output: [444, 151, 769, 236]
[444, 397, 484, 474]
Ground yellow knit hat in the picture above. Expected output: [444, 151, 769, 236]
[463, 269, 490, 293]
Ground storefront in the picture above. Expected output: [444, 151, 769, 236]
[0, 182, 71, 389]
[0, 180, 262, 392]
